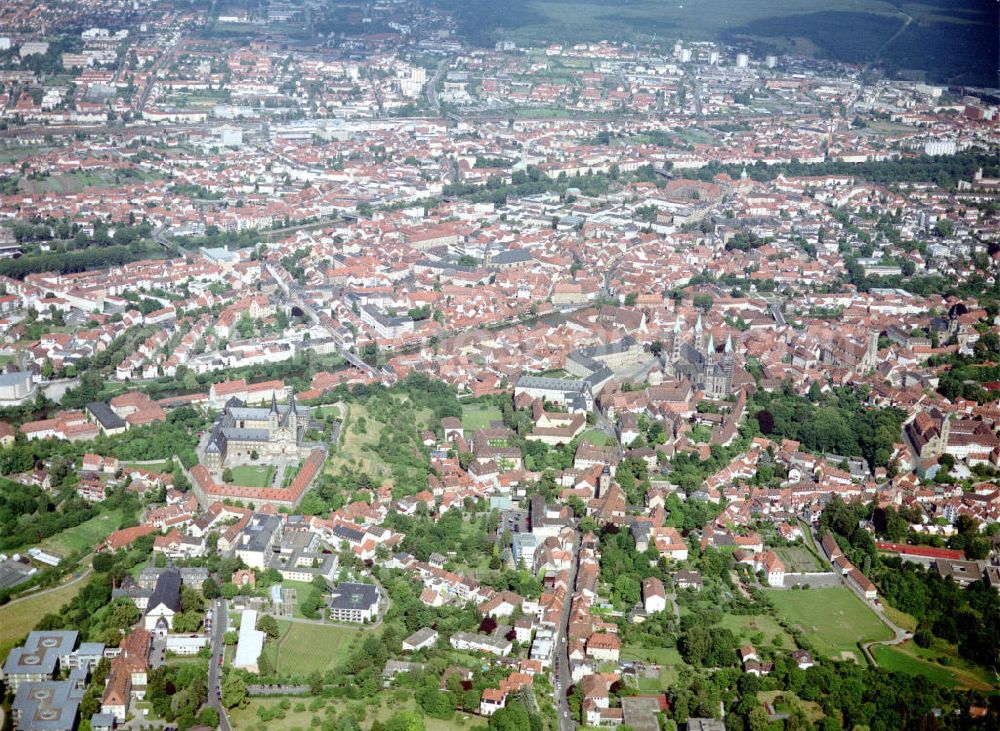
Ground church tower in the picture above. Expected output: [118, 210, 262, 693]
[722, 333, 735, 395]
[269, 391, 279, 433]
[671, 316, 683, 363]
[862, 330, 879, 372]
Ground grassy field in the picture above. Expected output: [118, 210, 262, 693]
[880, 603, 918, 633]
[0, 576, 88, 658]
[274, 622, 370, 676]
[461, 403, 502, 431]
[19, 170, 160, 195]
[773, 545, 825, 573]
[579, 429, 614, 446]
[230, 465, 275, 488]
[767, 587, 891, 659]
[873, 640, 996, 691]
[37, 509, 122, 557]
[719, 613, 796, 650]
[122, 461, 172, 473]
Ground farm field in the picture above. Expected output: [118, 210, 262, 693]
[444, 0, 995, 86]
[461, 403, 502, 431]
[0, 575, 89, 657]
[229, 465, 276, 487]
[766, 587, 892, 659]
[872, 640, 995, 691]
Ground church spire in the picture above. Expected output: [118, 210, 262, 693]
[725, 333, 733, 353]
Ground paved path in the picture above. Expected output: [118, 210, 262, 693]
[3, 559, 93, 608]
[555, 526, 579, 731]
[207, 598, 232, 731]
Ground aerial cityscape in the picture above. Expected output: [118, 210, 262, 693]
[0, 1, 997, 730]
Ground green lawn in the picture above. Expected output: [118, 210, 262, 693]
[38, 509, 123, 557]
[580, 429, 614, 446]
[461, 403, 502, 431]
[767, 587, 892, 659]
[719, 613, 796, 650]
[275, 622, 369, 676]
[873, 640, 996, 691]
[229, 465, 275, 488]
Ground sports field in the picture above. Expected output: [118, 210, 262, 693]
[275, 622, 367, 676]
[767, 587, 891, 658]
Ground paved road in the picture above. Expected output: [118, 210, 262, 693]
[207, 598, 232, 731]
[2, 559, 93, 608]
[427, 59, 447, 115]
[861, 597, 912, 665]
[555, 528, 579, 731]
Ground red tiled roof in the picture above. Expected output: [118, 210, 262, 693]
[876, 542, 965, 560]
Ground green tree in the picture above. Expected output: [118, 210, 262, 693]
[221, 672, 248, 709]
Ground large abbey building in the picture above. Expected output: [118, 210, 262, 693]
[203, 392, 311, 470]
[663, 315, 736, 399]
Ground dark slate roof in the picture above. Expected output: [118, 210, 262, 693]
[146, 568, 182, 613]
